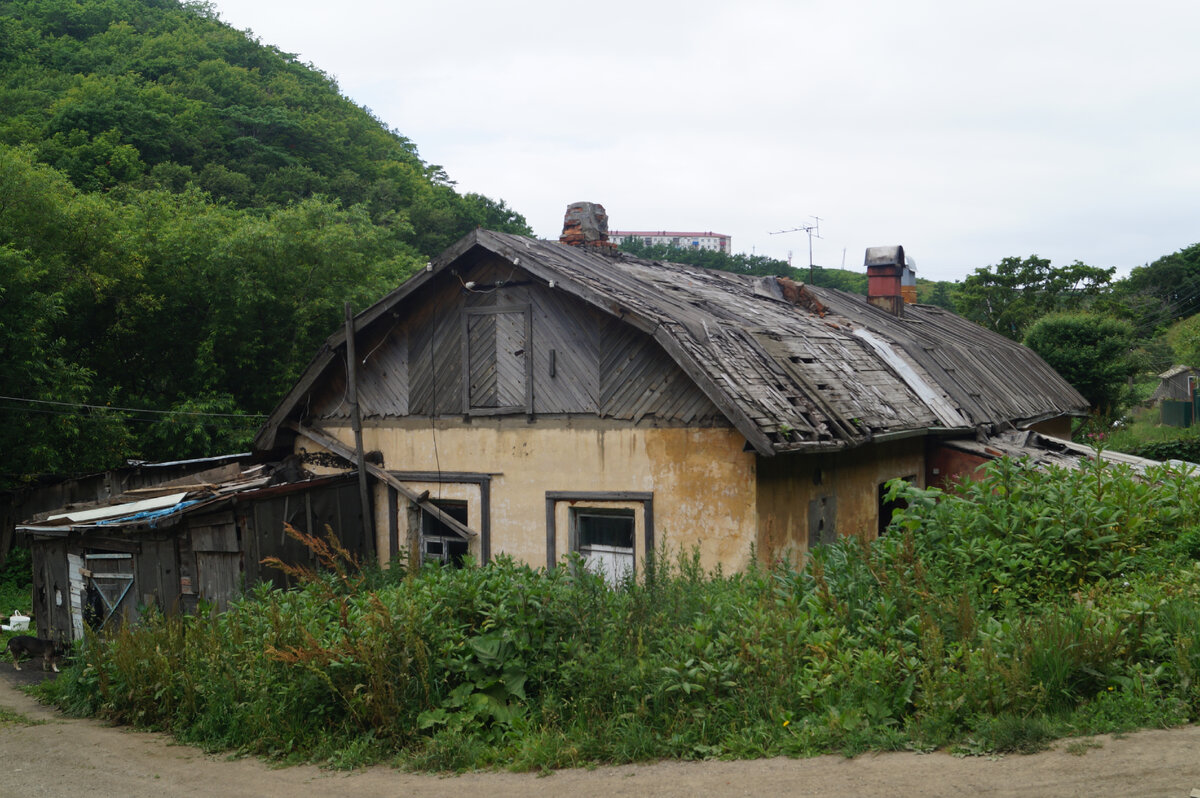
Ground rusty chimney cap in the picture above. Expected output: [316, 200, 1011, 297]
[864, 245, 906, 268]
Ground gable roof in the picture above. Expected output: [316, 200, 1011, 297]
[255, 229, 1089, 457]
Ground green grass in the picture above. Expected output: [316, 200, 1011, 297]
[1103, 404, 1200, 459]
[35, 459, 1200, 771]
[0, 706, 43, 727]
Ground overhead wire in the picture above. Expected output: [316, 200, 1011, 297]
[0, 394, 265, 418]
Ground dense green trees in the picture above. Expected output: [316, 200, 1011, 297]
[954, 255, 1115, 341]
[0, 0, 529, 486]
[1166, 313, 1200, 372]
[1023, 313, 1138, 416]
[952, 250, 1200, 420]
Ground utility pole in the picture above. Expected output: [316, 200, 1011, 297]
[770, 216, 822, 283]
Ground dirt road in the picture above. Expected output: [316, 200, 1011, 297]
[2, 669, 1199, 798]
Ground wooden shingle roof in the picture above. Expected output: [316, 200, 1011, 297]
[255, 230, 1089, 456]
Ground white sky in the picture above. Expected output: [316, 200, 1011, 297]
[207, 0, 1200, 282]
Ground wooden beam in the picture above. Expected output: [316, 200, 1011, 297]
[287, 422, 477, 541]
[345, 302, 374, 539]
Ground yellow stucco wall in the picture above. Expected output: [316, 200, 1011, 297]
[755, 438, 926, 566]
[308, 420, 758, 573]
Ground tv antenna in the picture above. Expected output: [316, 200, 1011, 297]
[770, 216, 822, 282]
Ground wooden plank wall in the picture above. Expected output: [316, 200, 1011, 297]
[310, 255, 723, 426]
[135, 537, 178, 614]
[190, 510, 240, 612]
[31, 539, 70, 641]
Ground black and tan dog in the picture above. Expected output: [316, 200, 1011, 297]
[6, 635, 63, 672]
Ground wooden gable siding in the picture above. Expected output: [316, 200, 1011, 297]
[600, 318, 715, 423]
[408, 278, 464, 416]
[532, 282, 600, 413]
[308, 254, 723, 425]
[358, 326, 408, 416]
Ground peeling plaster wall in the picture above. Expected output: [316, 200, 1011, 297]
[755, 438, 926, 566]
[306, 420, 758, 573]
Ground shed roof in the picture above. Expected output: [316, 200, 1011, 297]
[1158, 364, 1199, 380]
[256, 230, 1089, 456]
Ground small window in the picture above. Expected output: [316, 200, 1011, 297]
[421, 501, 470, 567]
[572, 508, 635, 584]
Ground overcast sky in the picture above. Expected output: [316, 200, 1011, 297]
[207, 0, 1199, 282]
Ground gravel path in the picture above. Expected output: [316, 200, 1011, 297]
[3, 665, 1199, 797]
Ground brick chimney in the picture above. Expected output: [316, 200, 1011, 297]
[560, 202, 616, 250]
[865, 245, 907, 316]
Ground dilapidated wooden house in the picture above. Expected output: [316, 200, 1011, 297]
[253, 212, 1089, 578]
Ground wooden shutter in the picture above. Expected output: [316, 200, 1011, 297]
[464, 305, 531, 414]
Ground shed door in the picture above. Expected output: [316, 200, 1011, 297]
[192, 517, 241, 611]
[85, 553, 135, 631]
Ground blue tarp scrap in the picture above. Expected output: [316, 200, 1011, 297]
[94, 499, 204, 528]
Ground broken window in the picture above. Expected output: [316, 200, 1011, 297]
[83, 551, 134, 630]
[878, 475, 916, 536]
[571, 508, 635, 585]
[464, 305, 530, 414]
[421, 501, 470, 567]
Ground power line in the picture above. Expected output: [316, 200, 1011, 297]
[0, 394, 266, 419]
[0, 403, 263, 427]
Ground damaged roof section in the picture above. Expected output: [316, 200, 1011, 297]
[256, 230, 1090, 456]
[18, 462, 286, 536]
[947, 430, 1196, 477]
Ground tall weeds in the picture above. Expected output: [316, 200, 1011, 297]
[40, 459, 1200, 769]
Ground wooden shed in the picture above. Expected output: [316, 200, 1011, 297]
[18, 468, 367, 644]
[1151, 365, 1199, 404]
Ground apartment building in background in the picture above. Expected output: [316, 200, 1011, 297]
[609, 229, 731, 253]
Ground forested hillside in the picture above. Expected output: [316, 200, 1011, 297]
[0, 0, 529, 486]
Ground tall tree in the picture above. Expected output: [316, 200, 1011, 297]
[1023, 312, 1136, 416]
[1120, 242, 1200, 333]
[955, 255, 1114, 340]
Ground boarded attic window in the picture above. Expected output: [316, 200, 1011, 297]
[463, 305, 531, 414]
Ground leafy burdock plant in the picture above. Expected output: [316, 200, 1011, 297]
[38, 458, 1200, 768]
